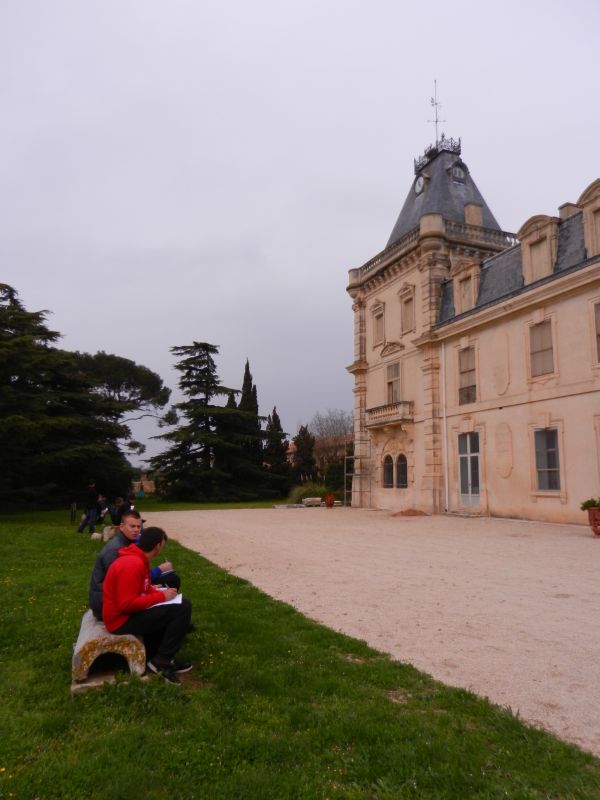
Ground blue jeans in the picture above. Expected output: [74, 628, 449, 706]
[77, 507, 98, 534]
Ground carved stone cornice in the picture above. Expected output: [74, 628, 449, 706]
[380, 341, 404, 357]
[346, 359, 368, 375]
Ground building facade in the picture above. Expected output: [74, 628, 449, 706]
[346, 137, 600, 523]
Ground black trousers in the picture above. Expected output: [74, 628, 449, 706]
[113, 597, 192, 661]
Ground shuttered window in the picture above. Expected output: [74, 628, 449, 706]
[530, 320, 554, 377]
[386, 363, 400, 404]
[458, 347, 476, 405]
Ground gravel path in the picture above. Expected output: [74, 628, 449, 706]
[146, 508, 600, 756]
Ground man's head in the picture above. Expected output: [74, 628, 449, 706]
[119, 509, 142, 541]
[137, 527, 168, 554]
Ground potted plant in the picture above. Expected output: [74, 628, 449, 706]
[580, 498, 600, 536]
[323, 493, 335, 508]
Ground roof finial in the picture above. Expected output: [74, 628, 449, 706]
[428, 80, 446, 147]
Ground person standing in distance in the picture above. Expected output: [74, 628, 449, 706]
[77, 479, 99, 535]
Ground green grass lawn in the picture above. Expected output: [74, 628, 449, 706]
[1, 509, 599, 800]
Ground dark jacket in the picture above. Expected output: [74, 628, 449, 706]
[84, 486, 99, 510]
[88, 532, 130, 619]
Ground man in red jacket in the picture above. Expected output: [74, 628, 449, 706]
[103, 526, 192, 683]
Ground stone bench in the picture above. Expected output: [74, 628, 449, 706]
[71, 609, 146, 692]
[302, 497, 323, 507]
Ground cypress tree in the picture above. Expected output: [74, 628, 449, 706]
[238, 360, 263, 468]
[264, 406, 291, 495]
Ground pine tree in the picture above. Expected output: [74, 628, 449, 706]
[151, 342, 236, 500]
[0, 284, 132, 504]
[292, 425, 318, 484]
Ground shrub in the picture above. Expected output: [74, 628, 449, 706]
[287, 482, 330, 505]
[580, 498, 600, 511]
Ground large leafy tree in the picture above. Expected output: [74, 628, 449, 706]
[75, 351, 170, 419]
[0, 284, 133, 505]
[73, 351, 170, 453]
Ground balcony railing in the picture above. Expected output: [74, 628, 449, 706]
[366, 401, 414, 427]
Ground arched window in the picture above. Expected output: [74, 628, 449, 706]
[396, 454, 408, 488]
[383, 455, 393, 488]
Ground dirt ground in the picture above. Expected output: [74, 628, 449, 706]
[147, 508, 600, 757]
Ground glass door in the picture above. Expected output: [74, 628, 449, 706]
[458, 432, 480, 506]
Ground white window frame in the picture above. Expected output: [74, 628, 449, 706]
[528, 419, 567, 502]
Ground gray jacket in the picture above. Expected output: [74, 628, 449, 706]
[88, 531, 130, 619]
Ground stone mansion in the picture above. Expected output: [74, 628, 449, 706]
[346, 136, 600, 523]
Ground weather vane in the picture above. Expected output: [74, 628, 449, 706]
[428, 80, 446, 147]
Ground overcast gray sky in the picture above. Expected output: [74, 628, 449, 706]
[1, 0, 598, 463]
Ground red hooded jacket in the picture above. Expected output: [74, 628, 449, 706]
[102, 543, 167, 632]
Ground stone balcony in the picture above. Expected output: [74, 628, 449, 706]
[365, 401, 414, 428]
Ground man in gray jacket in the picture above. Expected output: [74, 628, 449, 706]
[88, 510, 179, 619]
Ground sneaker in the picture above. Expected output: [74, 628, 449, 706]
[171, 659, 193, 674]
[147, 657, 179, 684]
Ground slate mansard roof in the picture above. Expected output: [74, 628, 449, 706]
[438, 211, 588, 325]
[387, 138, 502, 247]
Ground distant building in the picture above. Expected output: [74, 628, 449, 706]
[346, 136, 600, 523]
[132, 474, 156, 495]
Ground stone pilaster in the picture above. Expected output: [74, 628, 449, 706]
[420, 344, 443, 512]
[347, 295, 370, 507]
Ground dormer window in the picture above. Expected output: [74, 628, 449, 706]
[450, 259, 479, 315]
[517, 215, 559, 285]
[448, 160, 467, 183]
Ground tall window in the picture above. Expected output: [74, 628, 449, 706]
[383, 455, 393, 488]
[386, 363, 400, 404]
[595, 302, 600, 363]
[402, 295, 414, 334]
[396, 454, 408, 488]
[530, 320, 554, 377]
[372, 303, 385, 346]
[458, 347, 476, 405]
[534, 428, 560, 490]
